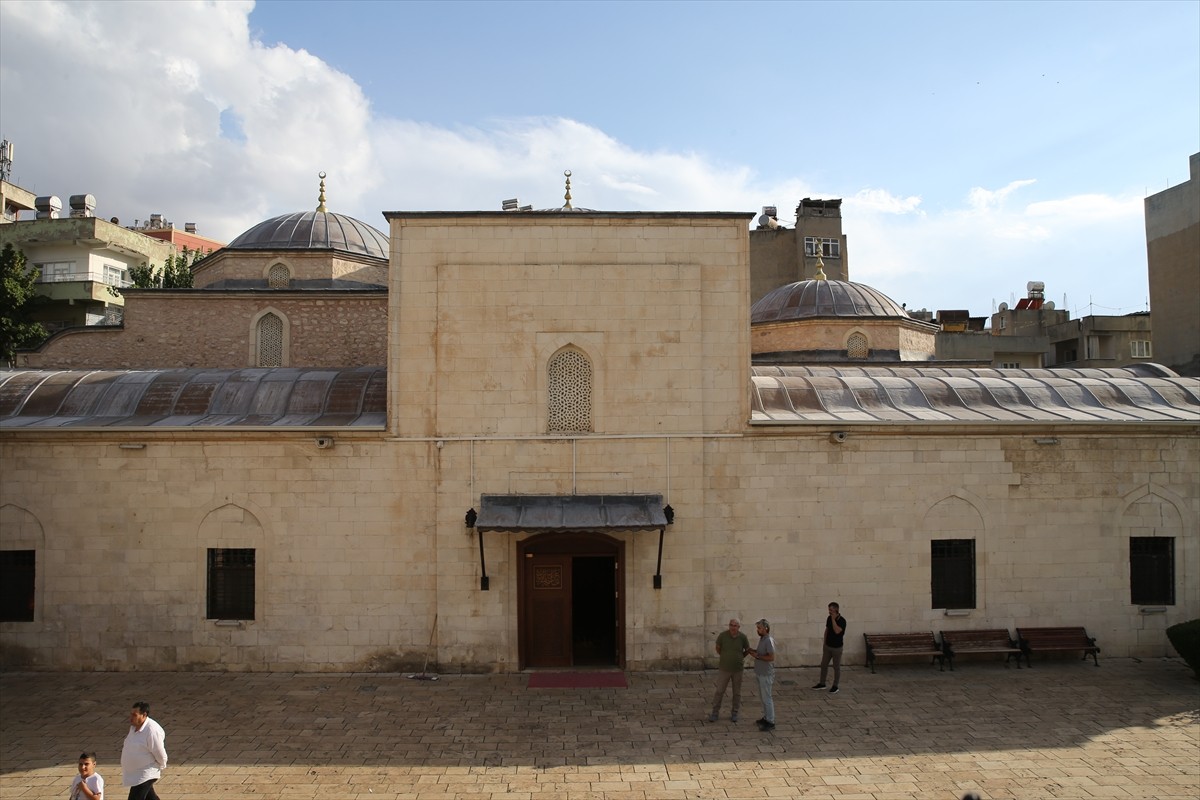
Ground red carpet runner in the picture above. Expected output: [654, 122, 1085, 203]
[527, 671, 628, 689]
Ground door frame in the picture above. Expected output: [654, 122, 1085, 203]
[516, 531, 626, 670]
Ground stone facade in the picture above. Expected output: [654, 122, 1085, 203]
[1, 425, 1193, 672]
[15, 292, 387, 369]
[751, 318, 937, 362]
[1, 208, 1197, 674]
[194, 251, 387, 288]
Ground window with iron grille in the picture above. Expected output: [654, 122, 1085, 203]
[207, 548, 255, 620]
[846, 332, 869, 359]
[1130, 537, 1174, 605]
[931, 539, 975, 609]
[547, 349, 593, 432]
[268, 263, 291, 289]
[0, 550, 35, 622]
[256, 313, 283, 367]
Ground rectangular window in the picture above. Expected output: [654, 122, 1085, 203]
[999, 361, 1020, 369]
[0, 550, 36, 622]
[33, 261, 77, 282]
[931, 539, 975, 609]
[1130, 340, 1152, 358]
[803, 237, 841, 258]
[103, 264, 128, 287]
[207, 548, 255, 620]
[1130, 537, 1174, 605]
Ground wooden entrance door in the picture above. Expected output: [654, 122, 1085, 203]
[518, 532, 625, 670]
[524, 553, 572, 667]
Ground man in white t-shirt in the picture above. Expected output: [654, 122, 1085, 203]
[121, 702, 167, 800]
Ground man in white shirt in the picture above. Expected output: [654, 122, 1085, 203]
[121, 701, 167, 800]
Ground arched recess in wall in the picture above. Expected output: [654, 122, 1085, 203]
[249, 307, 290, 367]
[195, 502, 267, 626]
[1116, 484, 1191, 610]
[919, 489, 988, 612]
[0, 504, 46, 623]
[265, 261, 293, 289]
[546, 345, 595, 434]
[845, 330, 870, 360]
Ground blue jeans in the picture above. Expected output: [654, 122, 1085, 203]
[756, 672, 774, 723]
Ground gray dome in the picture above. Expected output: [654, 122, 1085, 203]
[226, 211, 389, 261]
[751, 279, 910, 324]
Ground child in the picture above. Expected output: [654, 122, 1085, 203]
[69, 752, 104, 800]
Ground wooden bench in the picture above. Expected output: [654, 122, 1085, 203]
[1016, 626, 1100, 667]
[863, 632, 945, 674]
[940, 628, 1022, 670]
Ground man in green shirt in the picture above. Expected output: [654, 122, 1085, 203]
[708, 618, 750, 722]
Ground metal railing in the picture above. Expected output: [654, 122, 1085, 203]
[35, 271, 131, 288]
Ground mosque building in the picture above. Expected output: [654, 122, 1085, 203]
[1, 173, 1196, 673]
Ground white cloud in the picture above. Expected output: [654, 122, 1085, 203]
[966, 179, 1037, 211]
[847, 189, 924, 215]
[0, 0, 1152, 316]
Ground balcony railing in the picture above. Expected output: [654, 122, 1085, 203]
[35, 271, 131, 288]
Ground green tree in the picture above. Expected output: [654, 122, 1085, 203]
[0, 243, 48, 365]
[114, 246, 205, 294]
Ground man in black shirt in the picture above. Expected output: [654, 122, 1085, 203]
[811, 602, 846, 694]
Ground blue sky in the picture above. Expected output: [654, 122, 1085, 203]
[1, 0, 1197, 316]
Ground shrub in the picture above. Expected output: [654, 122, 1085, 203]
[1166, 619, 1200, 678]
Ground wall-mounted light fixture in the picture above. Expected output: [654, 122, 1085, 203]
[118, 443, 146, 450]
[1033, 437, 1059, 445]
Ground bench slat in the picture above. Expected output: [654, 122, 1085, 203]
[940, 629, 1021, 670]
[1016, 626, 1100, 667]
[863, 632, 945, 674]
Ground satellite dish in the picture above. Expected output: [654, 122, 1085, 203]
[1044, 301, 1055, 310]
[998, 302, 1009, 312]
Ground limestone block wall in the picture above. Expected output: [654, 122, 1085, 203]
[193, 252, 388, 288]
[699, 429, 1198, 667]
[429, 435, 708, 672]
[17, 293, 387, 369]
[388, 214, 751, 440]
[751, 318, 936, 359]
[0, 425, 1196, 672]
[0, 433, 437, 672]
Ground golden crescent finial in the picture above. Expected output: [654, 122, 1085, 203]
[316, 172, 328, 213]
[563, 170, 573, 209]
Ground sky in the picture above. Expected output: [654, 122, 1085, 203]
[0, 0, 1196, 316]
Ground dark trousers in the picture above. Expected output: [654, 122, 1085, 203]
[819, 644, 843, 685]
[127, 779, 159, 800]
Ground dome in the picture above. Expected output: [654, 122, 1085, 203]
[226, 211, 389, 261]
[751, 279, 910, 325]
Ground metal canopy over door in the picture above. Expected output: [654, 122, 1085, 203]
[518, 532, 624, 670]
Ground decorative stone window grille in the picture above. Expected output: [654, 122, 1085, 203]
[547, 349, 593, 432]
[846, 332, 869, 359]
[268, 263, 291, 289]
[256, 313, 284, 367]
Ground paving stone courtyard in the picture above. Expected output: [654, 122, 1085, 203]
[1, 658, 1197, 799]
